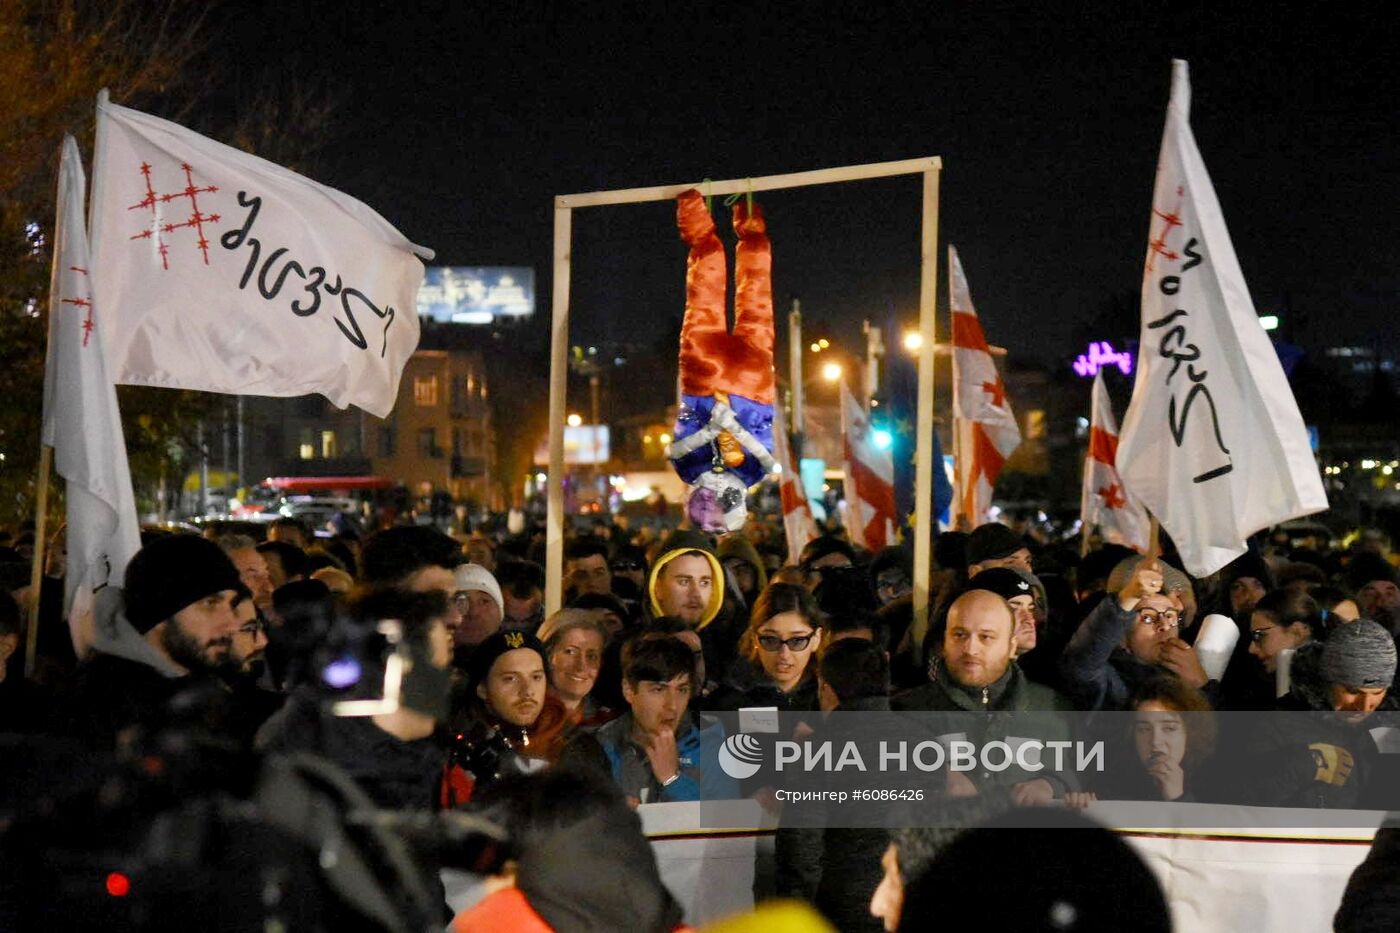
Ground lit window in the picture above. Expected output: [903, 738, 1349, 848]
[299, 443, 314, 460]
[321, 431, 337, 458]
[414, 376, 439, 406]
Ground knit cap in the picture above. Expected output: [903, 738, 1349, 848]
[468, 630, 548, 689]
[1322, 620, 1397, 690]
[123, 534, 243, 634]
[968, 567, 1036, 603]
[455, 563, 504, 621]
[965, 523, 1025, 566]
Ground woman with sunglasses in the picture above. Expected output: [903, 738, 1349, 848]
[706, 583, 825, 712]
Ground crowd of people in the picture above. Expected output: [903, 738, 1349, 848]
[3, 511, 1400, 930]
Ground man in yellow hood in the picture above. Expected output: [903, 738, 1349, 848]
[646, 530, 726, 631]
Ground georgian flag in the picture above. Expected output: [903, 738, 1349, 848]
[1116, 61, 1326, 577]
[1081, 372, 1151, 552]
[840, 380, 896, 551]
[40, 136, 143, 658]
[949, 245, 1021, 526]
[773, 403, 819, 566]
[89, 98, 433, 418]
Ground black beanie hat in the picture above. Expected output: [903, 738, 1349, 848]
[468, 629, 549, 689]
[123, 534, 243, 634]
[969, 567, 1037, 603]
[965, 523, 1026, 567]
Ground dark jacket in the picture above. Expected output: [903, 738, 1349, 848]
[1223, 641, 1400, 810]
[704, 657, 821, 713]
[775, 695, 895, 933]
[1060, 595, 1223, 711]
[65, 650, 202, 745]
[257, 686, 445, 811]
[893, 658, 1078, 794]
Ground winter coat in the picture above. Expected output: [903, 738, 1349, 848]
[704, 657, 821, 713]
[257, 686, 446, 811]
[1225, 642, 1400, 810]
[1060, 595, 1223, 711]
[557, 709, 739, 803]
[774, 695, 896, 933]
[892, 658, 1079, 794]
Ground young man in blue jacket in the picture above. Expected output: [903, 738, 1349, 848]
[559, 636, 737, 803]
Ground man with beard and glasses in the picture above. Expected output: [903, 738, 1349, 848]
[218, 591, 284, 746]
[67, 534, 243, 745]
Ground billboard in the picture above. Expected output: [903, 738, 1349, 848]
[534, 426, 611, 466]
[417, 266, 535, 323]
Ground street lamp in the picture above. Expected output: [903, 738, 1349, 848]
[821, 361, 843, 383]
[566, 413, 582, 427]
[903, 330, 923, 353]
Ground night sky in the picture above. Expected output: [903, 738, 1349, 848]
[225, 1, 1400, 367]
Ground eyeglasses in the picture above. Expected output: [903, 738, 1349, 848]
[1136, 609, 1180, 633]
[757, 632, 816, 653]
[452, 591, 486, 612]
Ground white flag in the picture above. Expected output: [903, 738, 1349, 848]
[840, 380, 895, 551]
[949, 246, 1021, 526]
[1116, 60, 1327, 577]
[772, 404, 818, 566]
[41, 136, 143, 658]
[1081, 372, 1151, 552]
[89, 99, 432, 418]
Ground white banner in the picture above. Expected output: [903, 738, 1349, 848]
[89, 99, 432, 418]
[1116, 61, 1326, 577]
[40, 136, 143, 657]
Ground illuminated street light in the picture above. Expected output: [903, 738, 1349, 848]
[567, 413, 583, 427]
[872, 428, 893, 450]
[821, 361, 843, 382]
[818, 338, 830, 349]
[903, 331, 923, 353]
[810, 342, 822, 353]
[658, 432, 672, 444]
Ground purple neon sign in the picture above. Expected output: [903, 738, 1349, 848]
[1073, 341, 1133, 378]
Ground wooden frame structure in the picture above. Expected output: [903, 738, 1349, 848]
[546, 157, 943, 654]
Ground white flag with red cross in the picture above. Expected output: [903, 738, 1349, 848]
[1116, 61, 1326, 577]
[1081, 372, 1151, 552]
[88, 98, 433, 418]
[772, 403, 818, 566]
[840, 380, 896, 551]
[949, 245, 1021, 526]
[40, 136, 143, 658]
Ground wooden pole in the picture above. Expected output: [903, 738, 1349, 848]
[556, 157, 941, 210]
[909, 164, 942, 665]
[544, 202, 573, 617]
[24, 446, 53, 679]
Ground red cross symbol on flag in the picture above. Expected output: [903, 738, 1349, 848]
[1098, 483, 1127, 510]
[981, 379, 1006, 408]
[1146, 185, 1185, 274]
[60, 266, 95, 347]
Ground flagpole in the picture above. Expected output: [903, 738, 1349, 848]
[24, 447, 52, 679]
[910, 162, 941, 665]
[88, 89, 109, 240]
